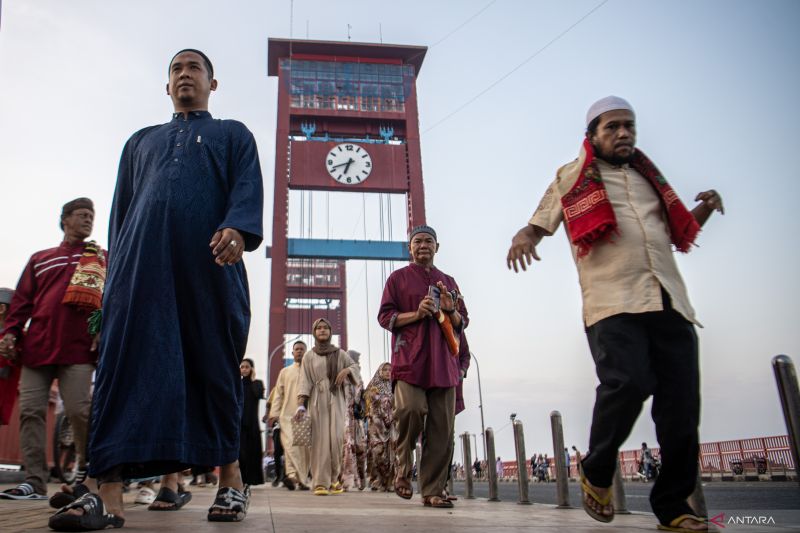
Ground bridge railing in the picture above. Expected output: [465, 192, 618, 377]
[459, 435, 795, 482]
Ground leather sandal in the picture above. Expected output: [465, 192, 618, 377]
[423, 495, 454, 508]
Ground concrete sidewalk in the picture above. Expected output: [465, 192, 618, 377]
[0, 482, 669, 533]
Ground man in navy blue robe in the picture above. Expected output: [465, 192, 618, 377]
[55, 49, 264, 528]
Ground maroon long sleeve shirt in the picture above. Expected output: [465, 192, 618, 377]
[378, 263, 469, 390]
[2, 242, 98, 367]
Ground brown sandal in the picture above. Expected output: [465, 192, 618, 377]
[423, 495, 454, 508]
[394, 477, 413, 500]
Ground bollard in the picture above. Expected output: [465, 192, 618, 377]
[461, 432, 475, 499]
[512, 420, 532, 504]
[549, 411, 572, 508]
[415, 442, 422, 494]
[772, 355, 800, 485]
[687, 470, 708, 518]
[485, 427, 500, 501]
[611, 458, 630, 514]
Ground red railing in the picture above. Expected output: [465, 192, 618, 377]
[477, 435, 794, 481]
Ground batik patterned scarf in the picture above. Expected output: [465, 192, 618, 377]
[365, 363, 392, 418]
[62, 241, 106, 311]
[560, 138, 700, 258]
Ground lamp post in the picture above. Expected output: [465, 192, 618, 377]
[471, 351, 487, 461]
[265, 335, 302, 397]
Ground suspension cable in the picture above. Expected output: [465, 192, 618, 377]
[362, 193, 372, 377]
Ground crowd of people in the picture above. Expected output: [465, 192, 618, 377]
[0, 46, 721, 533]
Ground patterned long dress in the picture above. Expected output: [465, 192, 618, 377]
[366, 364, 396, 491]
[341, 374, 366, 490]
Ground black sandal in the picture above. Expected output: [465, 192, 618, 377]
[147, 486, 192, 511]
[48, 493, 124, 531]
[49, 483, 90, 509]
[207, 486, 250, 522]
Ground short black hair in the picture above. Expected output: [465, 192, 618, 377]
[293, 340, 307, 348]
[169, 49, 214, 80]
[242, 358, 255, 368]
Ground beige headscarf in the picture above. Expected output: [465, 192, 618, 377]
[311, 317, 341, 391]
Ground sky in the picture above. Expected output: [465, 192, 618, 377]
[1, 0, 799, 465]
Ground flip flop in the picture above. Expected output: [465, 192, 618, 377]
[0, 482, 47, 500]
[313, 486, 329, 496]
[147, 486, 192, 511]
[48, 493, 124, 531]
[579, 465, 614, 523]
[207, 486, 250, 522]
[49, 483, 90, 509]
[134, 486, 156, 505]
[394, 476, 413, 500]
[657, 514, 709, 532]
[423, 495, 454, 508]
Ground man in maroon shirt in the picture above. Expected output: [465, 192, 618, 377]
[378, 225, 468, 508]
[0, 198, 101, 499]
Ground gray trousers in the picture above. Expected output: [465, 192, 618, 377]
[394, 380, 455, 498]
[19, 364, 93, 493]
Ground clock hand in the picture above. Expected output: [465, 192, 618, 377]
[343, 158, 354, 174]
[330, 161, 350, 169]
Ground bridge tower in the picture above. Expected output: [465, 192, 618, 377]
[266, 38, 428, 385]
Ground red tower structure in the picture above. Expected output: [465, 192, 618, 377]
[266, 38, 428, 387]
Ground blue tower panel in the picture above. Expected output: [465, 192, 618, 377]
[287, 238, 408, 261]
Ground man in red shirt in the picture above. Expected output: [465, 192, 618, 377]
[0, 198, 103, 499]
[378, 225, 468, 508]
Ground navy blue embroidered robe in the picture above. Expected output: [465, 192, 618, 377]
[89, 111, 263, 478]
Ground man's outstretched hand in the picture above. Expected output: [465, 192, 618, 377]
[507, 225, 542, 273]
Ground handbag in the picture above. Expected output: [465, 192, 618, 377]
[291, 413, 312, 447]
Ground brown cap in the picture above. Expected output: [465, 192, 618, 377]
[60, 197, 94, 230]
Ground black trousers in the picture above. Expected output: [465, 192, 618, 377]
[582, 292, 700, 525]
[272, 425, 284, 481]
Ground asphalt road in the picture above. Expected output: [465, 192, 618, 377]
[452, 481, 800, 512]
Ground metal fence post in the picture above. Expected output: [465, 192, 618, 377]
[611, 457, 630, 514]
[772, 355, 800, 484]
[687, 470, 708, 518]
[549, 411, 571, 508]
[461, 432, 475, 499]
[512, 419, 531, 504]
[485, 427, 500, 501]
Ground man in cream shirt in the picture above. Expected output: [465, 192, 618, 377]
[507, 96, 723, 532]
[268, 340, 311, 490]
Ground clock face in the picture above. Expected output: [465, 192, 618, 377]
[325, 143, 373, 185]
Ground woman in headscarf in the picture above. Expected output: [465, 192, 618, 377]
[295, 318, 360, 495]
[238, 358, 265, 486]
[366, 362, 396, 491]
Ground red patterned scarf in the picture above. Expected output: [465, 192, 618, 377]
[62, 241, 106, 311]
[560, 138, 700, 258]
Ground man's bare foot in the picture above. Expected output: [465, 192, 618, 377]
[208, 463, 244, 518]
[63, 482, 124, 519]
[673, 516, 708, 531]
[582, 478, 613, 519]
[148, 473, 181, 510]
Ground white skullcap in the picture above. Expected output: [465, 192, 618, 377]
[586, 96, 634, 126]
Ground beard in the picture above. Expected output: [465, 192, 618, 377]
[603, 152, 633, 166]
[594, 143, 634, 166]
